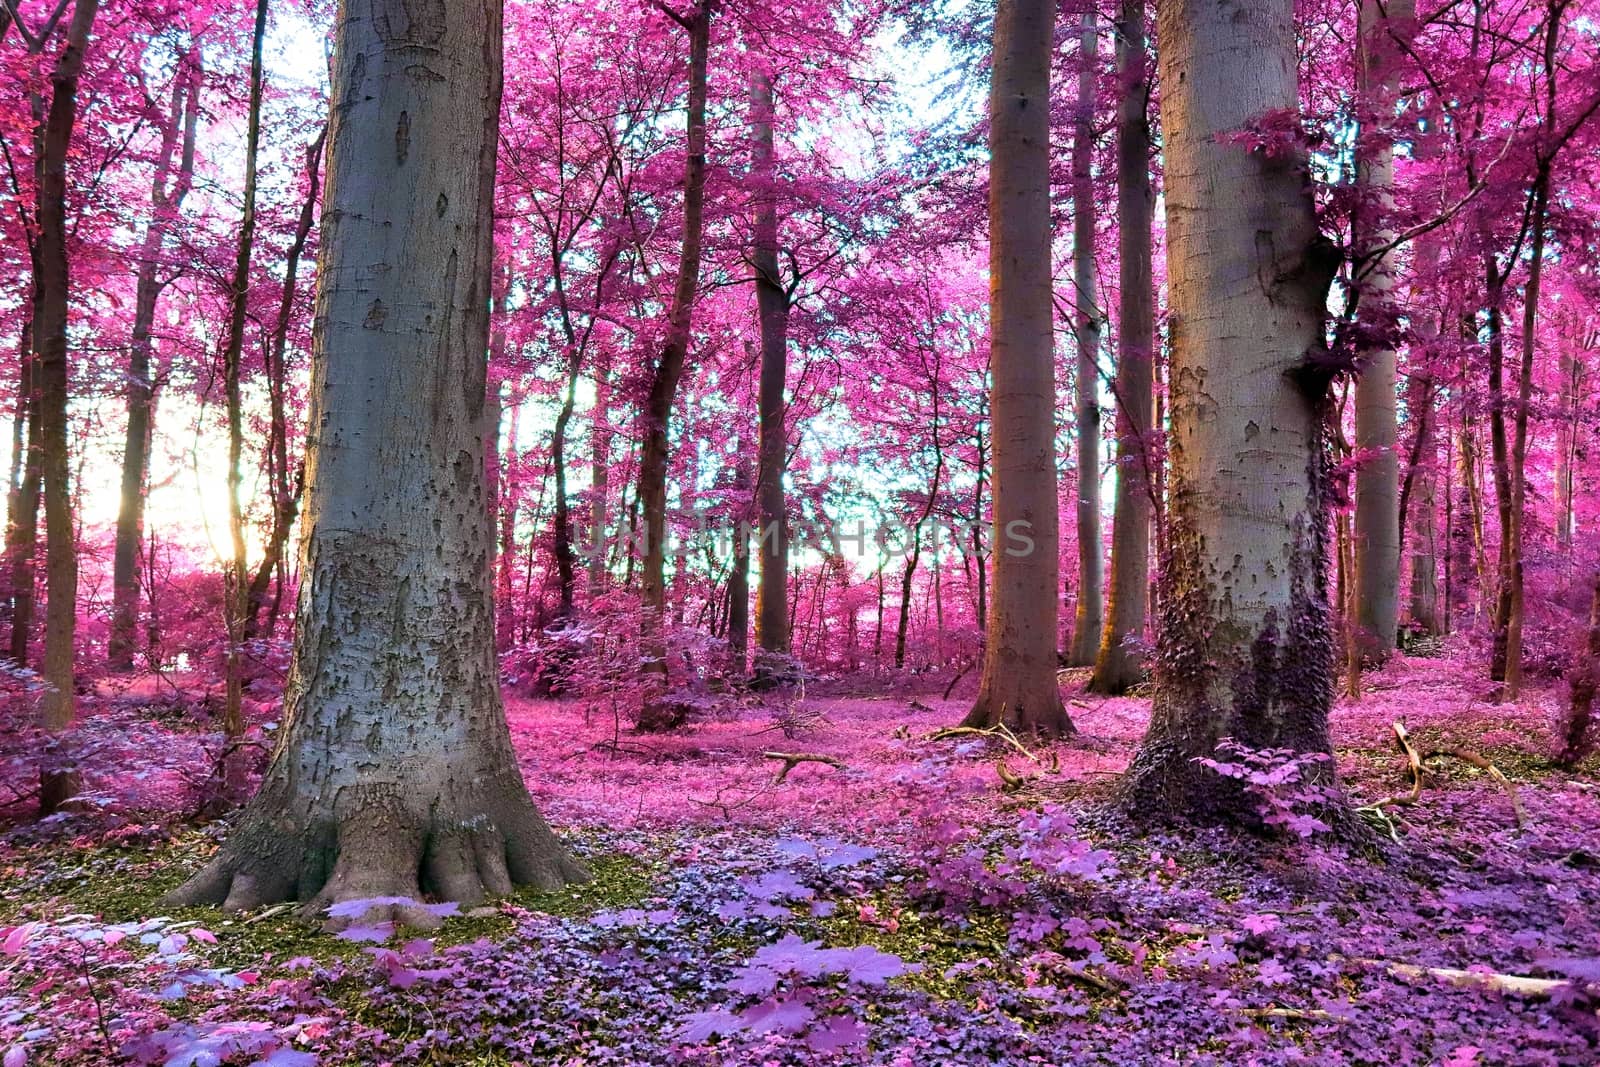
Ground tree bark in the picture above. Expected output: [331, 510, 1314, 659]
[1088, 0, 1153, 695]
[6, 310, 40, 667]
[110, 48, 200, 670]
[750, 69, 791, 665]
[35, 0, 100, 814]
[962, 0, 1070, 737]
[162, 0, 586, 915]
[1117, 0, 1347, 826]
[727, 445, 750, 666]
[1351, 0, 1411, 664]
[1067, 11, 1103, 668]
[636, 1, 712, 727]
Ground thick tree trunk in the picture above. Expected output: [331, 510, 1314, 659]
[1118, 0, 1346, 826]
[1088, 0, 1153, 695]
[962, 0, 1070, 737]
[1351, 0, 1411, 664]
[162, 0, 586, 916]
[1485, 269, 1513, 683]
[110, 50, 199, 670]
[35, 0, 100, 814]
[750, 69, 791, 664]
[1067, 12, 1103, 668]
[636, 2, 712, 727]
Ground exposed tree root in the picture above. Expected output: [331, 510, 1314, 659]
[159, 776, 588, 928]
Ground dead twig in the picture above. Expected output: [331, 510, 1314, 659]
[761, 751, 846, 784]
[1424, 747, 1527, 829]
[1360, 722, 1526, 831]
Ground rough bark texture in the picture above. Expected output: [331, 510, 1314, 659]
[636, 1, 712, 727]
[750, 69, 791, 663]
[110, 51, 198, 670]
[1067, 12, 1104, 668]
[1088, 0, 1154, 696]
[1350, 0, 1410, 663]
[1118, 0, 1345, 824]
[162, 0, 586, 916]
[35, 0, 100, 813]
[962, 0, 1070, 738]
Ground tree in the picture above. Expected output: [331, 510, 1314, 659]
[1350, 0, 1412, 665]
[34, 0, 100, 814]
[109, 44, 200, 671]
[163, 0, 587, 915]
[961, 0, 1071, 738]
[1118, 0, 1345, 822]
[636, 0, 714, 728]
[750, 67, 791, 668]
[1066, 11, 1103, 669]
[1088, 0, 1154, 696]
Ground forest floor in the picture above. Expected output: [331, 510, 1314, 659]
[3, 654, 1599, 1065]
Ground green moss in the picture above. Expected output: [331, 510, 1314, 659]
[0, 831, 657, 973]
[815, 893, 1015, 1003]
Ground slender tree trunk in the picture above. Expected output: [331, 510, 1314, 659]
[7, 314, 40, 667]
[1556, 570, 1600, 768]
[1089, 0, 1153, 695]
[727, 446, 750, 666]
[245, 124, 326, 642]
[750, 69, 791, 664]
[1485, 267, 1513, 683]
[1553, 336, 1582, 549]
[110, 54, 199, 669]
[215, 0, 269, 793]
[163, 0, 586, 915]
[1067, 11, 1103, 668]
[636, 1, 712, 727]
[962, 0, 1070, 737]
[1351, 0, 1412, 663]
[1118, 0, 1347, 826]
[588, 353, 610, 597]
[35, 0, 100, 814]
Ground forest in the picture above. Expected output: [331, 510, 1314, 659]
[1, 0, 1599, 1062]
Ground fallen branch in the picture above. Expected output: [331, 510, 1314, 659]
[1423, 747, 1527, 829]
[762, 751, 845, 784]
[1237, 1007, 1337, 1022]
[942, 661, 974, 700]
[1360, 722, 1526, 830]
[1362, 958, 1573, 999]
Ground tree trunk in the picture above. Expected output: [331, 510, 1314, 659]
[1067, 11, 1103, 668]
[110, 52, 199, 669]
[6, 313, 40, 667]
[1553, 335, 1583, 549]
[727, 446, 750, 666]
[962, 0, 1070, 737]
[588, 354, 610, 597]
[162, 0, 586, 916]
[1556, 570, 1600, 768]
[1118, 0, 1346, 826]
[1350, 0, 1411, 664]
[35, 0, 100, 814]
[245, 124, 326, 642]
[750, 69, 791, 665]
[636, 1, 712, 727]
[1088, 0, 1153, 695]
[1485, 267, 1513, 683]
[215, 0, 269, 795]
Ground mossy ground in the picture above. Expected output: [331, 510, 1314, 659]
[0, 827, 657, 972]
